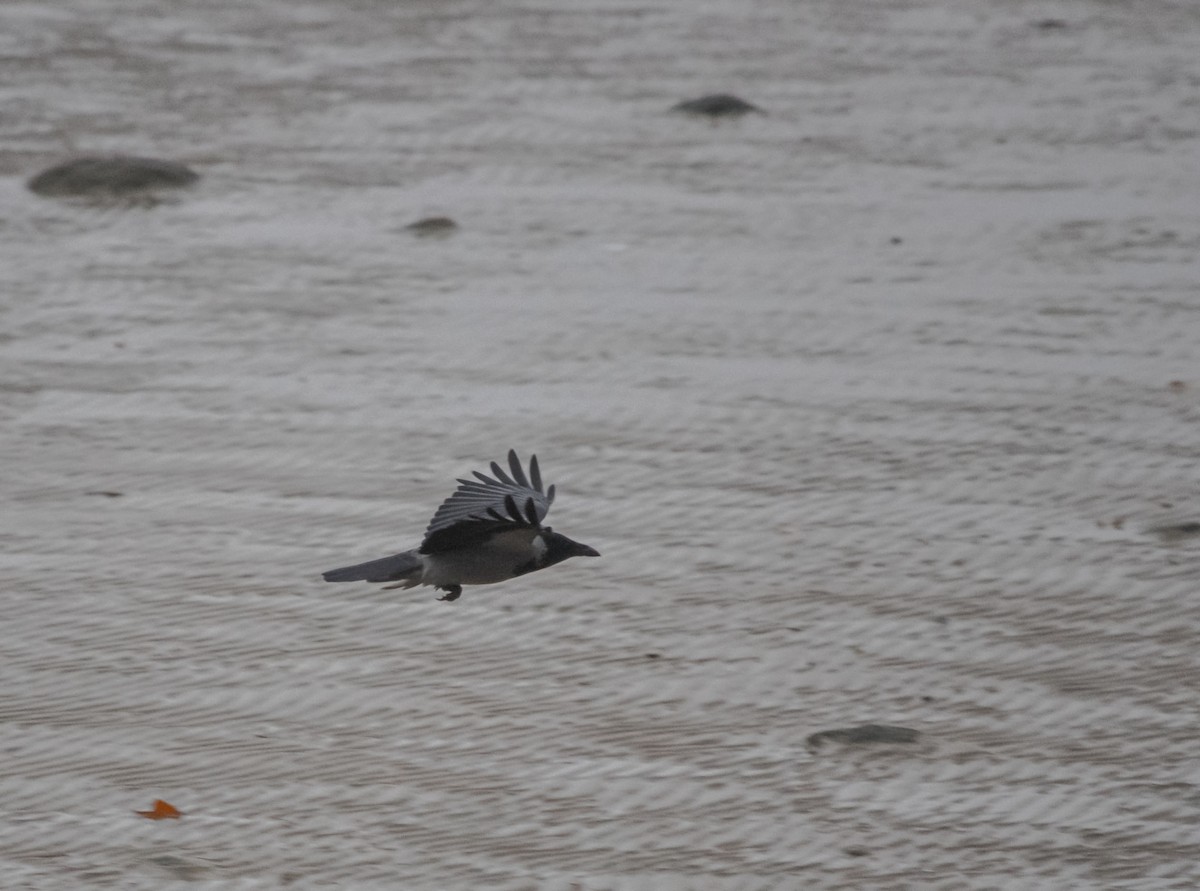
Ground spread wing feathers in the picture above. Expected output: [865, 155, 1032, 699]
[419, 450, 555, 554]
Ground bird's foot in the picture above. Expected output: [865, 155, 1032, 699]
[437, 585, 462, 602]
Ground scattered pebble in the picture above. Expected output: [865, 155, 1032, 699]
[1146, 521, 1200, 542]
[806, 723, 920, 751]
[27, 155, 199, 198]
[405, 216, 458, 237]
[671, 94, 764, 118]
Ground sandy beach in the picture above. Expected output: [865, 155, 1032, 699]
[2, 1, 1199, 888]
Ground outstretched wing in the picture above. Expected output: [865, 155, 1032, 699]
[418, 450, 556, 554]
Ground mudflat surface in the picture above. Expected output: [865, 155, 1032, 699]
[2, 2, 1199, 888]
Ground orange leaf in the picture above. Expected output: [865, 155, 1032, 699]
[135, 799, 182, 820]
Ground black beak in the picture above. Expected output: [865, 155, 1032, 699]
[573, 541, 600, 558]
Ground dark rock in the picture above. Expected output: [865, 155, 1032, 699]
[405, 216, 458, 236]
[1147, 521, 1200, 542]
[671, 94, 764, 118]
[806, 723, 920, 751]
[28, 156, 199, 198]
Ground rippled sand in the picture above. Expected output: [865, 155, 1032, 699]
[2, 2, 1199, 889]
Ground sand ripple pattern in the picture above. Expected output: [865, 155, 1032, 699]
[2, 1, 1199, 889]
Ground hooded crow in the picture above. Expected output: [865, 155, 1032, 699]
[322, 450, 599, 602]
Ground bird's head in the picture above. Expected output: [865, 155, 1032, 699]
[540, 528, 600, 568]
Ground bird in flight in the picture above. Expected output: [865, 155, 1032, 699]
[322, 450, 599, 601]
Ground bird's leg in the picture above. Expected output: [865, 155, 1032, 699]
[437, 585, 462, 602]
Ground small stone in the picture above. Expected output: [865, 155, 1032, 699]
[671, 94, 764, 118]
[1147, 521, 1200, 542]
[28, 155, 199, 198]
[405, 216, 458, 237]
[806, 724, 920, 751]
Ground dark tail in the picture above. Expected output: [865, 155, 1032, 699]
[322, 551, 422, 583]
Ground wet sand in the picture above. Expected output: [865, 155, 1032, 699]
[2, 1, 1199, 888]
